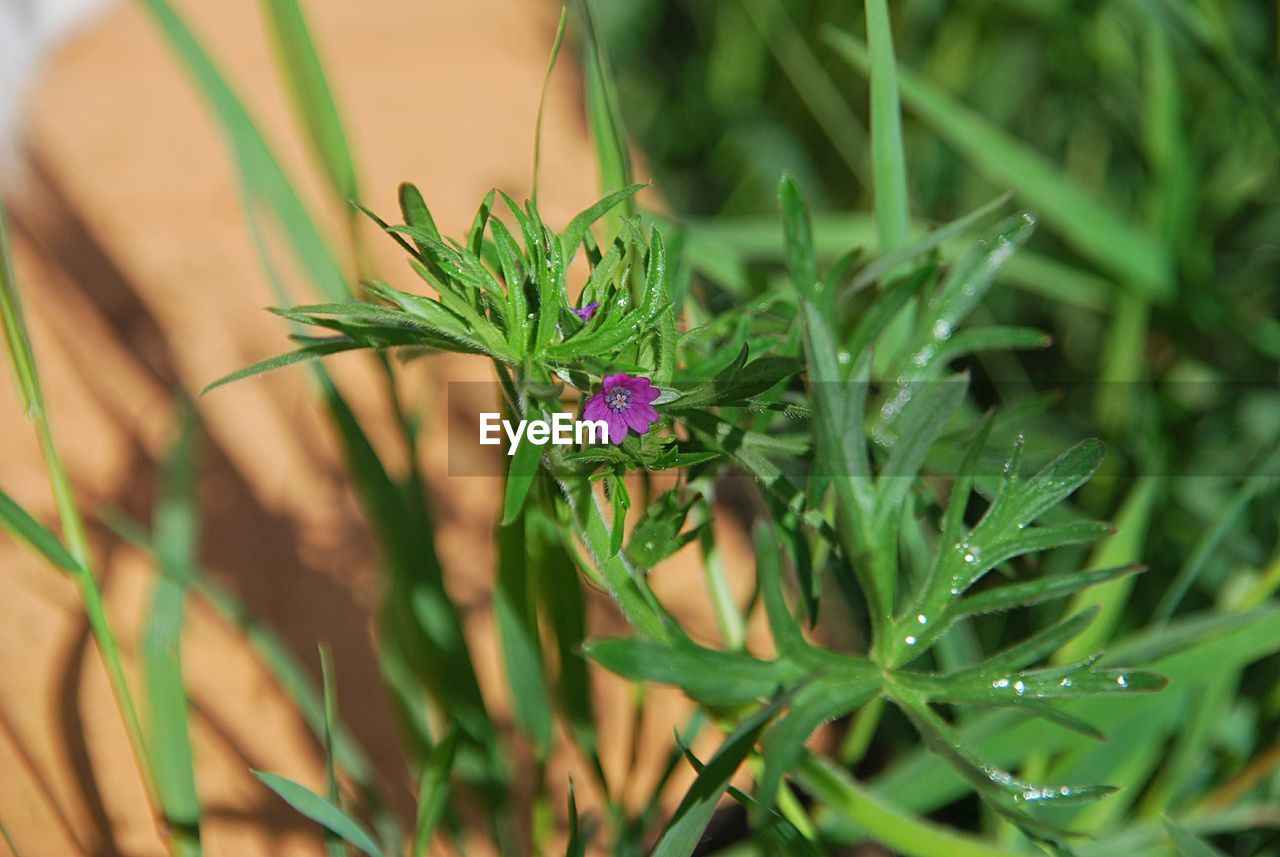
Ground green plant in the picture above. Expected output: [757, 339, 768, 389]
[2, 1, 1279, 856]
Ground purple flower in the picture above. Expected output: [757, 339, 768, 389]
[572, 301, 600, 322]
[583, 373, 661, 445]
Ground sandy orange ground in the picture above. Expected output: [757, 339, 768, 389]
[0, 1, 761, 854]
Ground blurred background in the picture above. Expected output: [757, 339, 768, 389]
[1, 0, 1278, 854]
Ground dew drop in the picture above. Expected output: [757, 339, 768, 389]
[836, 350, 851, 366]
[993, 678, 1010, 689]
[916, 614, 928, 625]
[932, 319, 953, 340]
[1013, 680, 1026, 696]
[1116, 675, 1128, 688]
[904, 635, 918, 646]
[1059, 677, 1072, 688]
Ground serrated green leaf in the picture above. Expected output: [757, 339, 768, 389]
[755, 524, 808, 657]
[667, 347, 802, 410]
[398, 183, 442, 248]
[948, 607, 1100, 680]
[847, 191, 1013, 294]
[875, 374, 968, 526]
[201, 340, 363, 395]
[798, 754, 1028, 857]
[583, 638, 801, 707]
[891, 691, 1116, 839]
[954, 565, 1146, 618]
[560, 184, 647, 265]
[757, 677, 880, 815]
[626, 488, 700, 568]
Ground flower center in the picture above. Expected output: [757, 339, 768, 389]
[606, 387, 633, 413]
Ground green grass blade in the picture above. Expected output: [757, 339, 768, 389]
[411, 727, 458, 857]
[1154, 442, 1280, 621]
[532, 7, 569, 205]
[864, 0, 909, 254]
[144, 405, 202, 855]
[495, 512, 554, 759]
[531, 504, 605, 789]
[1164, 817, 1229, 857]
[108, 504, 384, 800]
[1056, 477, 1160, 663]
[138, 0, 349, 301]
[314, 369, 500, 790]
[739, 0, 869, 187]
[798, 754, 1026, 857]
[0, 814, 19, 857]
[0, 491, 82, 573]
[846, 191, 1012, 294]
[0, 194, 40, 418]
[192, 573, 378, 787]
[780, 176, 884, 642]
[255, 771, 384, 857]
[200, 341, 364, 395]
[575, 0, 634, 238]
[318, 645, 344, 857]
[651, 697, 785, 857]
[676, 209, 1109, 310]
[824, 27, 1173, 301]
[0, 191, 160, 823]
[500, 419, 542, 526]
[260, 0, 359, 205]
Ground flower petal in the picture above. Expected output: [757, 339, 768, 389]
[624, 406, 655, 435]
[606, 414, 627, 445]
[602, 372, 632, 392]
[630, 402, 659, 425]
[633, 383, 662, 404]
[572, 302, 600, 322]
[583, 394, 608, 422]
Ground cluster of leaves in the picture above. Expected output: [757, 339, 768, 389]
[195, 127, 1181, 847]
[3, 0, 1278, 856]
[584, 178, 1168, 851]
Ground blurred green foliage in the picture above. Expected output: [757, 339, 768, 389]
[604, 0, 1280, 616]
